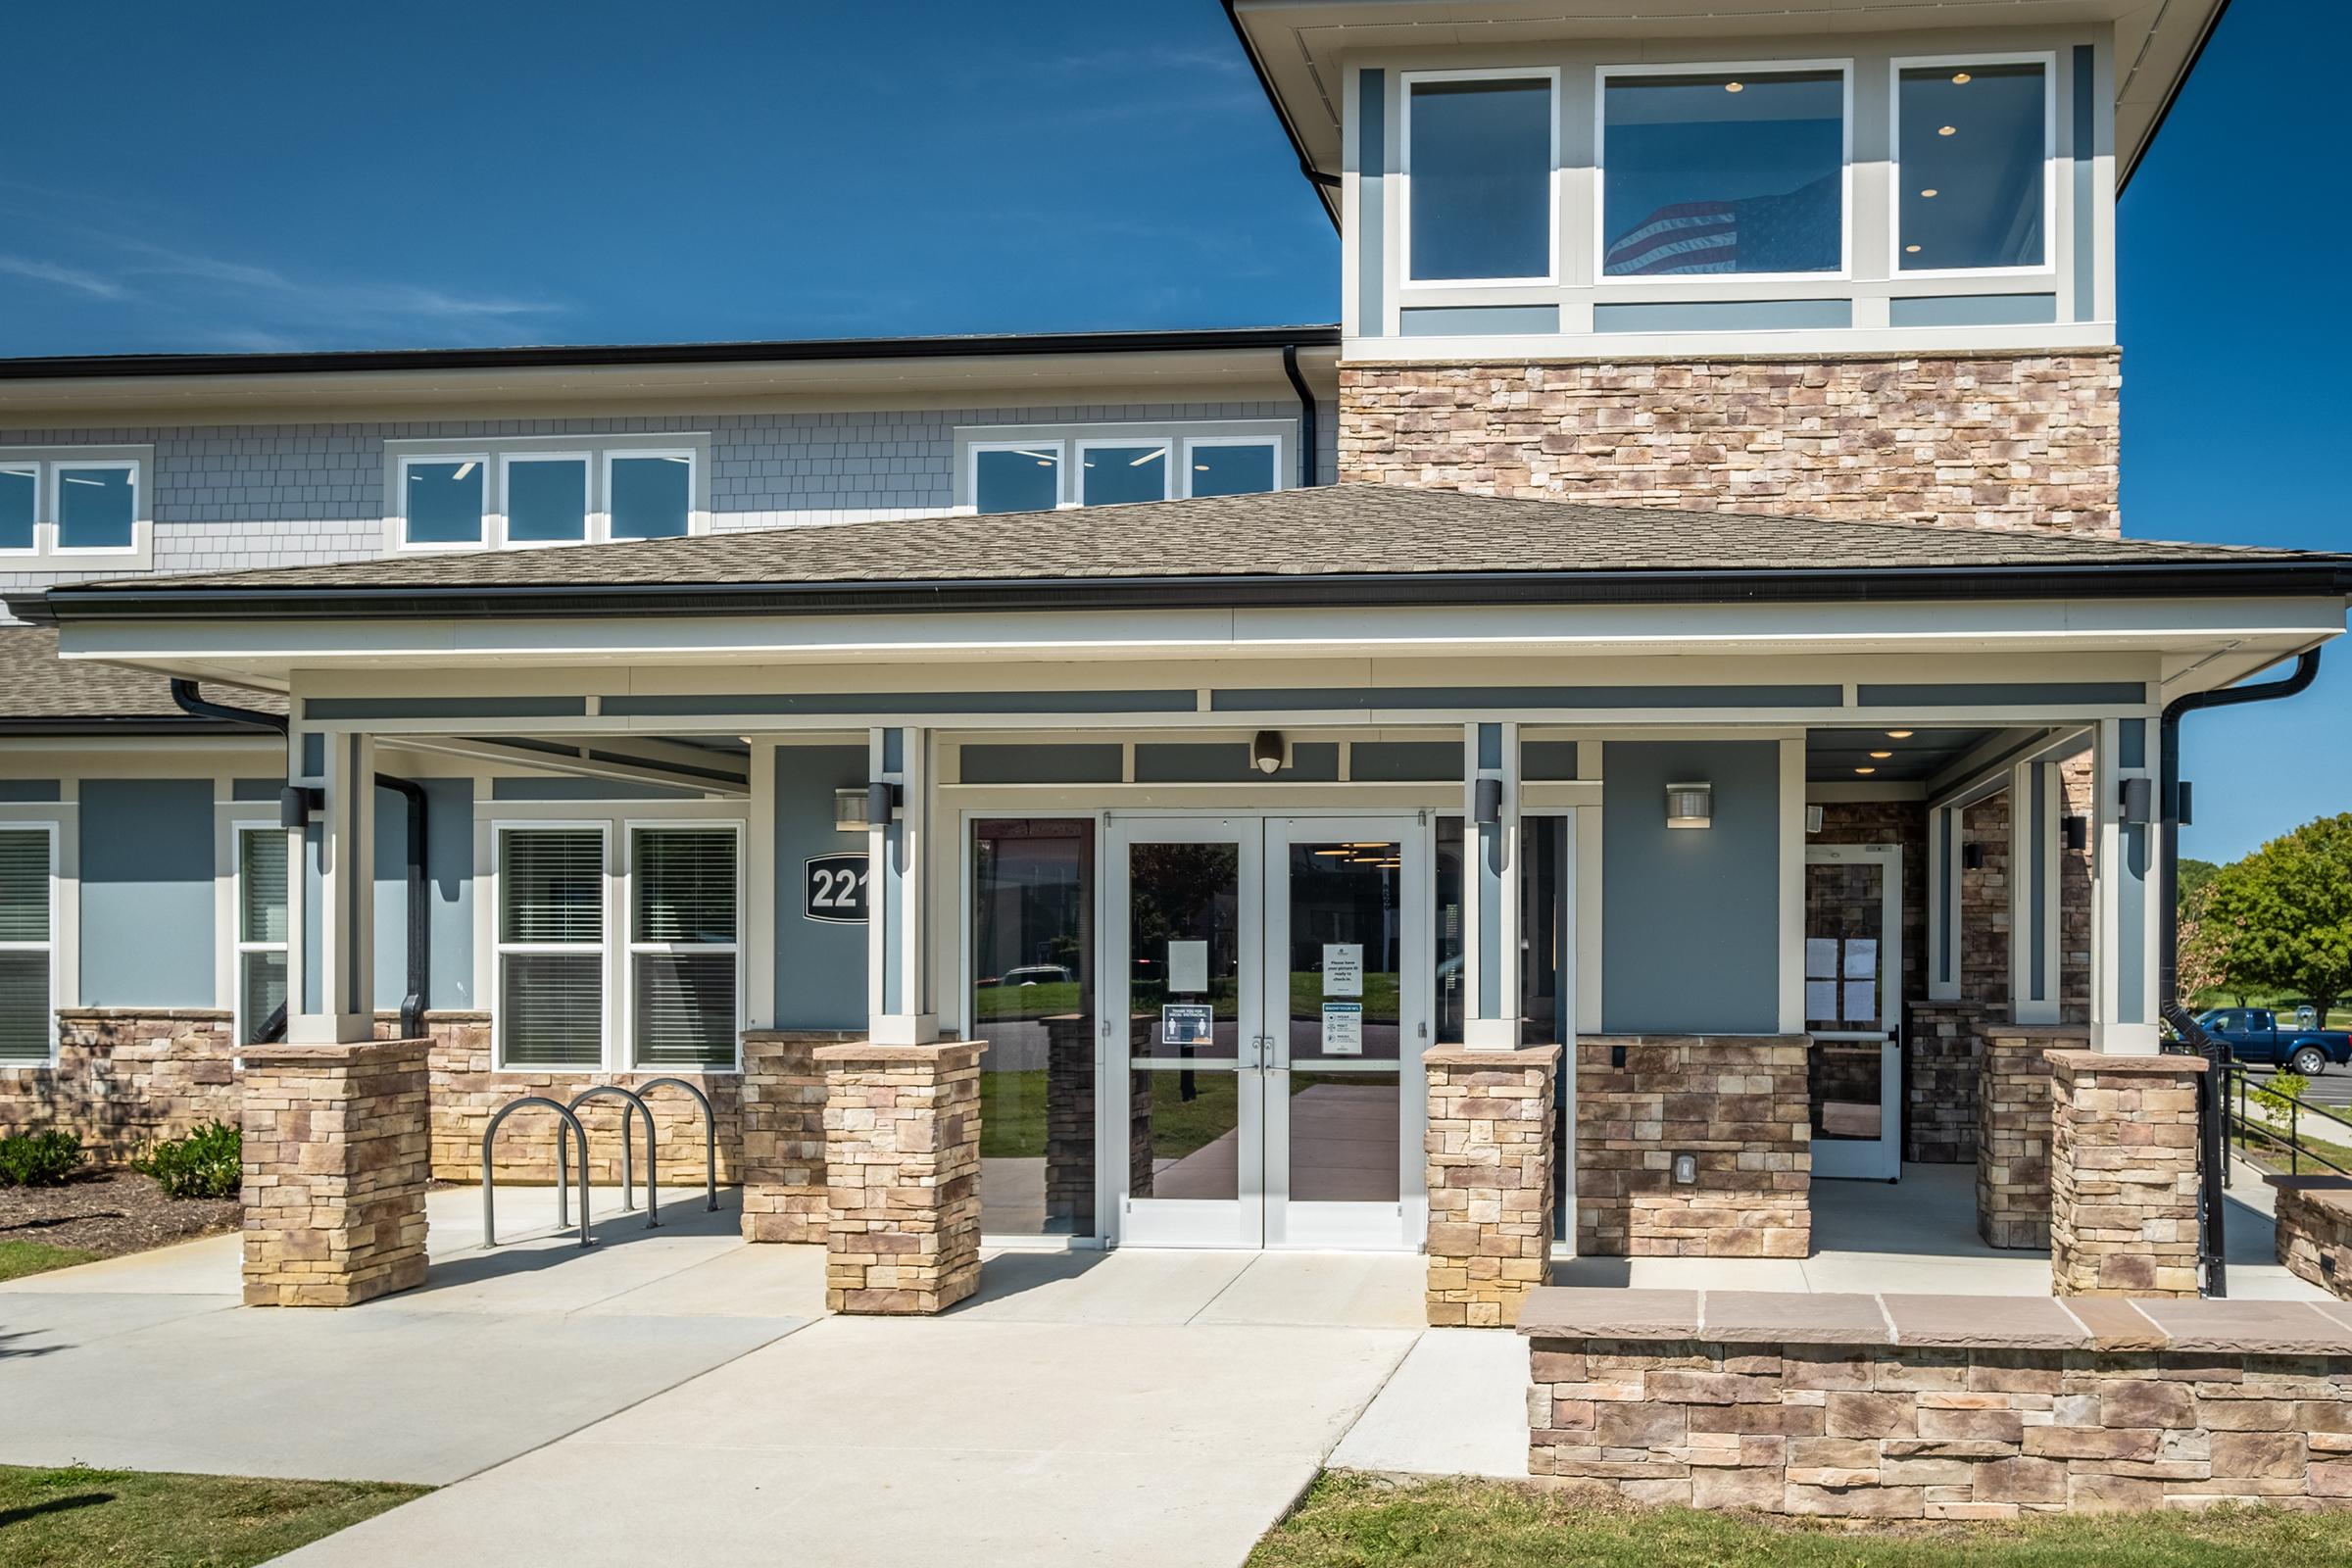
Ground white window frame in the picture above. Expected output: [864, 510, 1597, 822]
[1887, 51, 2060, 281]
[623, 820, 744, 1073]
[1179, 435, 1290, 499]
[0, 446, 155, 570]
[968, 438, 1071, 514]
[601, 447, 699, 543]
[0, 820, 60, 1067]
[394, 452, 490, 553]
[490, 819, 612, 1071]
[1073, 437, 1174, 508]
[496, 450, 594, 551]
[1398, 66, 1562, 289]
[230, 820, 290, 1047]
[1593, 58, 1855, 288]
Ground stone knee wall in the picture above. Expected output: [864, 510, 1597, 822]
[242, 1040, 430, 1308]
[1338, 353, 2121, 536]
[2049, 1052, 2205, 1298]
[1977, 1026, 2081, 1250]
[0, 1009, 238, 1161]
[1576, 1036, 1811, 1258]
[741, 1030, 854, 1243]
[2268, 1176, 2352, 1300]
[819, 1040, 984, 1315]
[1425, 1044, 1558, 1327]
[1905, 1002, 1984, 1164]
[1523, 1288, 2352, 1516]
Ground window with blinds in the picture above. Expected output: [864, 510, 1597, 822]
[236, 826, 290, 1044]
[630, 826, 739, 1067]
[498, 826, 606, 1066]
[0, 827, 54, 1062]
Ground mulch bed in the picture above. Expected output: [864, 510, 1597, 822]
[0, 1170, 240, 1256]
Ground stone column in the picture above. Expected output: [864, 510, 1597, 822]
[740, 1031, 833, 1243]
[817, 1040, 984, 1314]
[1424, 1043, 1557, 1327]
[240, 1039, 429, 1308]
[1976, 1024, 2083, 1249]
[1902, 1000, 1983, 1164]
[2048, 1050, 2205, 1297]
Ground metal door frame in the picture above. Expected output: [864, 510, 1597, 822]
[1806, 842, 1904, 1182]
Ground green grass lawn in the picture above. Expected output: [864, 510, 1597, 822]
[0, 1242, 101, 1284]
[0, 1464, 426, 1568]
[1250, 1474, 2352, 1568]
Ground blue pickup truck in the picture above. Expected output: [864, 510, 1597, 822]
[2194, 1007, 2352, 1076]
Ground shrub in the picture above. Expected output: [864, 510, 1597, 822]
[0, 1129, 85, 1188]
[2252, 1070, 2309, 1127]
[134, 1120, 243, 1200]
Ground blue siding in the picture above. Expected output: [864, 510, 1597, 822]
[371, 778, 474, 1011]
[775, 746, 869, 1029]
[80, 778, 215, 1006]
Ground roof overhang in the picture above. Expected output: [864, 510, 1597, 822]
[1227, 0, 2229, 227]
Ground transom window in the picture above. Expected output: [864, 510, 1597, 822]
[0, 447, 152, 565]
[0, 826, 56, 1064]
[390, 437, 705, 551]
[1403, 72, 1557, 283]
[963, 423, 1292, 514]
[1895, 59, 2051, 272]
[1600, 66, 1848, 278]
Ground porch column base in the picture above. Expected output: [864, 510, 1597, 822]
[1976, 1024, 2086, 1250]
[740, 1031, 843, 1244]
[1424, 1043, 1558, 1328]
[816, 1040, 984, 1314]
[240, 1039, 430, 1308]
[1902, 1000, 1986, 1164]
[2048, 1049, 2206, 1297]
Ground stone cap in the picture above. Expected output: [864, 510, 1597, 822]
[1982, 1024, 2093, 1041]
[1424, 1042, 1562, 1068]
[1518, 1286, 2352, 1356]
[741, 1028, 865, 1044]
[2046, 1049, 2208, 1075]
[811, 1039, 988, 1065]
[2263, 1172, 2352, 1194]
[237, 1038, 431, 1068]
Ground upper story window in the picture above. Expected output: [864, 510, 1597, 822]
[1895, 58, 2052, 273]
[960, 420, 1294, 514]
[1599, 66, 1848, 278]
[1403, 71, 1557, 283]
[0, 446, 154, 568]
[387, 435, 707, 553]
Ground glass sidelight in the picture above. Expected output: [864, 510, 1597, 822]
[1280, 838, 1404, 1206]
[1805, 845, 1903, 1181]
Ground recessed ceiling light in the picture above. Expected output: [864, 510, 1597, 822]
[1870, 751, 1893, 760]
[1725, 81, 1743, 93]
[1938, 124, 1957, 136]
[1886, 730, 1914, 739]
[452, 461, 477, 481]
[1905, 244, 1923, 253]
[1855, 766, 1878, 775]
[1952, 72, 1972, 84]
[1921, 188, 1938, 198]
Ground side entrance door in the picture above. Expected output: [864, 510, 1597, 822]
[1804, 843, 1903, 1182]
[1105, 813, 1427, 1250]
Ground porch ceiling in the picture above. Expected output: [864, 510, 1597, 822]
[1806, 726, 1999, 783]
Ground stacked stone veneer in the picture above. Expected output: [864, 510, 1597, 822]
[1044, 1015, 1154, 1223]
[2050, 1052, 2206, 1298]
[1339, 354, 2121, 535]
[1977, 1026, 2081, 1250]
[1523, 1286, 2352, 1517]
[740, 1031, 854, 1243]
[241, 1039, 430, 1308]
[2268, 1176, 2352, 1300]
[1905, 1003, 1984, 1164]
[1576, 1036, 1811, 1259]
[0, 1009, 238, 1160]
[1425, 1044, 1558, 1327]
[818, 1040, 984, 1315]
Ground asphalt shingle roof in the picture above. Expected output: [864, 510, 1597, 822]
[0, 626, 284, 724]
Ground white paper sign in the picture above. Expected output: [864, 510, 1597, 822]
[1843, 940, 1878, 980]
[1806, 980, 1839, 1022]
[1322, 944, 1363, 998]
[1805, 938, 1838, 980]
[1843, 980, 1878, 1023]
[1166, 940, 1208, 995]
[1321, 1002, 1364, 1055]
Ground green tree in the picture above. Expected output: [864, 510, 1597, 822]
[2204, 813, 2352, 1023]
[2177, 873, 2246, 1007]
[2177, 857, 2222, 912]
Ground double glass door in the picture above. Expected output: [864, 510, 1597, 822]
[1107, 815, 1427, 1249]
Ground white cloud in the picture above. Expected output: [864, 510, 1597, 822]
[0, 254, 132, 300]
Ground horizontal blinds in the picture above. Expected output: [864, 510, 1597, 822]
[0, 829, 48, 944]
[241, 951, 287, 1039]
[501, 829, 603, 944]
[240, 829, 289, 945]
[502, 954, 603, 1066]
[0, 954, 48, 1062]
[633, 953, 736, 1067]
[633, 828, 737, 944]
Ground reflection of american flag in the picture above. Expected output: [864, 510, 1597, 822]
[1604, 201, 1739, 274]
[1604, 173, 1841, 276]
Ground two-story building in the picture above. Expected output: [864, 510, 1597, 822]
[1, 0, 2344, 1312]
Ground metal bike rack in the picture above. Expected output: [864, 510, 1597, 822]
[634, 1076, 721, 1212]
[568, 1085, 660, 1228]
[481, 1097, 596, 1249]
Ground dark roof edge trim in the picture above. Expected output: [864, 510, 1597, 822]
[2120, 0, 2230, 192]
[21, 560, 2352, 627]
[0, 324, 1342, 384]
[1223, 1, 1344, 230]
[0, 715, 282, 737]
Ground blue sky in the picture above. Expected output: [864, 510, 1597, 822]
[0, 1, 2340, 859]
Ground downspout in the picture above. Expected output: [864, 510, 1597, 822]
[169, 680, 430, 1045]
[2157, 647, 2323, 1298]
[1282, 343, 1321, 487]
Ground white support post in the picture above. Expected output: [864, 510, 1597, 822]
[746, 741, 777, 1030]
[1927, 801, 1964, 1002]
[1463, 720, 1521, 1050]
[291, 729, 376, 1044]
[2009, 759, 2062, 1026]
[1777, 737, 1805, 1034]
[2091, 717, 2160, 1054]
[866, 726, 937, 1047]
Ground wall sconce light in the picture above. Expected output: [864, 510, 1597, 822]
[1963, 841, 1986, 871]
[835, 782, 901, 833]
[1804, 804, 1825, 834]
[278, 785, 322, 829]
[2062, 814, 2089, 853]
[1472, 775, 1503, 826]
[1665, 781, 1712, 829]
[1251, 729, 1287, 776]
[1672, 1152, 1698, 1186]
[2176, 781, 2194, 827]
[2119, 777, 2154, 826]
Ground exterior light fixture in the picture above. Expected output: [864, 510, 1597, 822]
[1952, 71, 1972, 83]
[2119, 777, 2155, 825]
[1251, 730, 1287, 775]
[1905, 245, 1923, 254]
[1886, 730, 1914, 739]
[1672, 1152, 1698, 1185]
[2062, 814, 2089, 853]
[1854, 766, 1878, 775]
[835, 782, 900, 833]
[1665, 781, 1712, 829]
[1938, 124, 1957, 136]
[1805, 804, 1825, 834]
[1870, 751, 1893, 760]
[1920, 188, 1938, 198]
[1964, 842, 1986, 871]
[1724, 80, 1742, 92]
[1473, 776, 1504, 825]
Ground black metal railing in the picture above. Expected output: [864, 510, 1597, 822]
[2223, 1062, 2352, 1182]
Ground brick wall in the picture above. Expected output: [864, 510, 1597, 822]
[1904, 1002, 1984, 1164]
[1575, 1036, 1811, 1258]
[1963, 795, 2013, 1008]
[0, 1009, 238, 1161]
[2268, 1176, 2352, 1300]
[1339, 353, 2120, 536]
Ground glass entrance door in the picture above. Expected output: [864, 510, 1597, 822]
[1804, 844, 1903, 1182]
[1106, 814, 1427, 1250]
